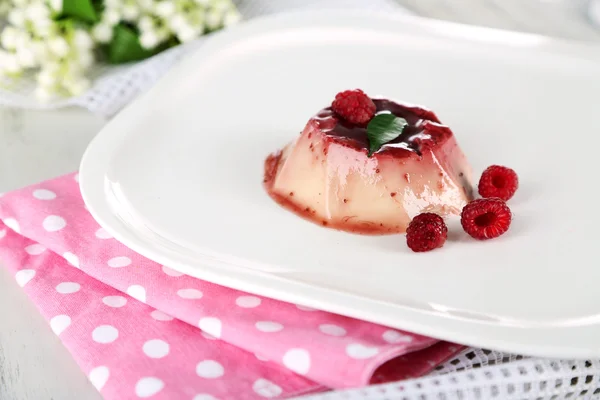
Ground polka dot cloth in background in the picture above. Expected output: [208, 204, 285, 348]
[0, 173, 463, 399]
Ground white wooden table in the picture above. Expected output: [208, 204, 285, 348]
[1, 2, 599, 399]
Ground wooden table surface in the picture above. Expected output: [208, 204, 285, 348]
[1, 2, 599, 399]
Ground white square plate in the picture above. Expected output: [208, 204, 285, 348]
[80, 11, 600, 358]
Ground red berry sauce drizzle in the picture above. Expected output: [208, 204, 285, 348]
[314, 99, 451, 157]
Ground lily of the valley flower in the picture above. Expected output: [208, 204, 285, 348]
[0, 0, 240, 100]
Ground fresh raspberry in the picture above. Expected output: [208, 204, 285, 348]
[478, 165, 519, 201]
[331, 89, 376, 125]
[461, 198, 512, 240]
[406, 213, 448, 252]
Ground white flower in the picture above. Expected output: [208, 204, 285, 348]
[104, 0, 121, 8]
[37, 68, 58, 87]
[122, 4, 140, 21]
[76, 51, 94, 69]
[138, 0, 154, 11]
[1, 26, 19, 50]
[103, 9, 121, 25]
[154, 1, 175, 17]
[206, 9, 222, 30]
[211, 0, 230, 13]
[30, 40, 50, 63]
[16, 46, 37, 68]
[73, 29, 94, 50]
[92, 23, 113, 43]
[35, 85, 55, 102]
[48, 37, 70, 57]
[168, 14, 187, 32]
[0, 51, 21, 74]
[43, 60, 62, 74]
[223, 10, 241, 26]
[32, 18, 54, 37]
[139, 15, 155, 31]
[64, 60, 83, 77]
[140, 30, 160, 49]
[13, 0, 29, 8]
[8, 9, 26, 27]
[190, 9, 205, 27]
[26, 3, 51, 23]
[49, 0, 63, 12]
[176, 23, 200, 43]
[0, 0, 238, 101]
[63, 76, 90, 95]
[156, 27, 170, 42]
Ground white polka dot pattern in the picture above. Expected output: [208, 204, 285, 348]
[236, 295, 261, 308]
[102, 296, 127, 308]
[0, 172, 457, 399]
[196, 360, 225, 379]
[295, 304, 317, 312]
[346, 343, 380, 359]
[33, 189, 57, 200]
[319, 324, 346, 337]
[95, 228, 112, 239]
[56, 282, 81, 294]
[43, 215, 66, 232]
[63, 252, 80, 268]
[135, 377, 164, 398]
[25, 243, 46, 255]
[143, 339, 170, 359]
[282, 349, 311, 375]
[382, 330, 413, 344]
[199, 317, 222, 338]
[4, 218, 20, 233]
[162, 265, 183, 277]
[50, 315, 71, 336]
[255, 321, 283, 333]
[89, 366, 110, 391]
[193, 395, 219, 400]
[15, 269, 35, 287]
[92, 325, 119, 344]
[150, 310, 173, 321]
[253, 379, 283, 398]
[177, 288, 203, 299]
[107, 256, 131, 268]
[127, 285, 146, 303]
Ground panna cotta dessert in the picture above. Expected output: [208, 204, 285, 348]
[264, 89, 474, 235]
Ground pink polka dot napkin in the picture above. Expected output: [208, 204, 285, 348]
[0, 172, 463, 399]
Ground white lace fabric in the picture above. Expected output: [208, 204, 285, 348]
[295, 350, 600, 399]
[2, 1, 599, 398]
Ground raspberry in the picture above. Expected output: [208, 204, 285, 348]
[478, 165, 519, 201]
[461, 198, 512, 240]
[406, 213, 448, 252]
[331, 89, 376, 125]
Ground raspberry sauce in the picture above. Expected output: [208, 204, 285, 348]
[313, 99, 450, 156]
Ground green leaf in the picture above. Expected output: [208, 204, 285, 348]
[366, 113, 408, 156]
[61, 0, 97, 22]
[107, 24, 161, 64]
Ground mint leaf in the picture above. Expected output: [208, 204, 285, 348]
[61, 0, 97, 22]
[107, 24, 161, 64]
[366, 114, 408, 156]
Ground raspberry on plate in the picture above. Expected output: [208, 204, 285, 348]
[331, 89, 376, 125]
[478, 165, 519, 201]
[406, 213, 448, 252]
[461, 198, 512, 240]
